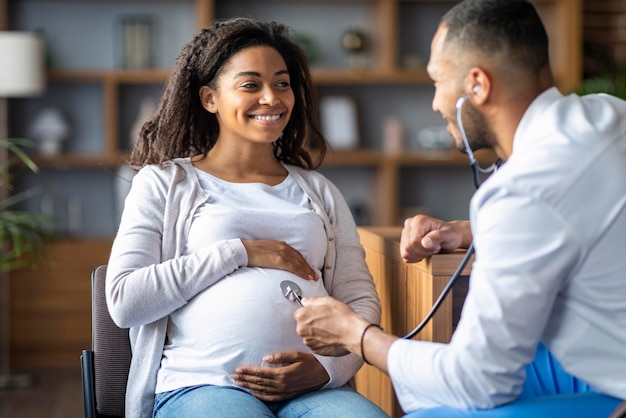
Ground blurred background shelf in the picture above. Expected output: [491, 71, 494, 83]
[6, 0, 581, 233]
[2, 0, 581, 378]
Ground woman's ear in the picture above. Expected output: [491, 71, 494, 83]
[199, 86, 218, 113]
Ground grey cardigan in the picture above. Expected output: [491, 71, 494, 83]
[106, 158, 381, 417]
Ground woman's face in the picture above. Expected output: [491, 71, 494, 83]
[200, 45, 295, 147]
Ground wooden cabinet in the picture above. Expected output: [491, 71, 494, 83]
[4, 0, 582, 234]
[354, 226, 472, 417]
[9, 239, 112, 369]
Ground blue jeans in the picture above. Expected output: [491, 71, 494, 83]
[153, 384, 389, 418]
[404, 344, 622, 417]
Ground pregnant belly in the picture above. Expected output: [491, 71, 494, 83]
[163, 267, 327, 378]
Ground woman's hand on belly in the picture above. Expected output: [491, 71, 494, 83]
[242, 240, 319, 281]
[230, 351, 329, 401]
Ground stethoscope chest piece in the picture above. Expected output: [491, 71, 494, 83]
[280, 280, 303, 305]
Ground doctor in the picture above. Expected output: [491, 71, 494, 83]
[294, 0, 626, 416]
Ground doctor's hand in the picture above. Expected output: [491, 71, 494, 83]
[294, 296, 366, 357]
[400, 215, 472, 263]
[296, 297, 397, 373]
[231, 352, 329, 401]
[243, 240, 319, 281]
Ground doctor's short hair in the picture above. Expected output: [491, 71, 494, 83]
[131, 17, 326, 170]
[441, 0, 550, 75]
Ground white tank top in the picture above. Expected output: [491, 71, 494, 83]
[155, 169, 329, 393]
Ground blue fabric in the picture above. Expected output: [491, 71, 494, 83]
[153, 384, 389, 418]
[404, 393, 621, 418]
[519, 343, 594, 399]
[404, 344, 622, 417]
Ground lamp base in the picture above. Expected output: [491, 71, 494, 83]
[0, 372, 33, 390]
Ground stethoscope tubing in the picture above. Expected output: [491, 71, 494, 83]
[402, 242, 475, 339]
[403, 95, 500, 339]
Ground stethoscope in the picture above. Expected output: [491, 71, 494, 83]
[280, 280, 303, 306]
[402, 93, 501, 339]
[280, 93, 501, 341]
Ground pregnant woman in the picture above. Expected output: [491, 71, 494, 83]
[105, 17, 386, 418]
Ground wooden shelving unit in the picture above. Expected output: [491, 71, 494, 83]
[5, 0, 582, 369]
[6, 0, 581, 228]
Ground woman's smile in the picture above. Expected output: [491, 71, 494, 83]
[249, 111, 286, 126]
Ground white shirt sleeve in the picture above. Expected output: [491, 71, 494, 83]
[387, 188, 582, 412]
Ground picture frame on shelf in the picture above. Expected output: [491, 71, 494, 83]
[319, 95, 361, 150]
[117, 14, 156, 69]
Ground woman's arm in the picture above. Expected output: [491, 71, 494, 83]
[107, 166, 321, 329]
[106, 167, 248, 328]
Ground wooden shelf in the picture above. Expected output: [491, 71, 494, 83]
[320, 149, 384, 166]
[6, 0, 581, 230]
[27, 148, 497, 171]
[48, 68, 431, 86]
[30, 153, 127, 170]
[312, 68, 431, 85]
[49, 69, 172, 84]
[321, 148, 497, 168]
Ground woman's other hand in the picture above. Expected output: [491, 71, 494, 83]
[230, 352, 329, 401]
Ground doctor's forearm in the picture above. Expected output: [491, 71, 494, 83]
[359, 326, 397, 374]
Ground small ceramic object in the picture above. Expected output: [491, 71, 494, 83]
[29, 107, 70, 156]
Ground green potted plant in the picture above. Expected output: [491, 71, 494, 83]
[0, 138, 52, 271]
[0, 137, 53, 389]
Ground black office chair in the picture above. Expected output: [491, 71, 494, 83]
[81, 264, 130, 418]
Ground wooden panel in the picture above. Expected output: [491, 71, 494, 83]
[196, 0, 214, 29]
[354, 236, 400, 417]
[583, 0, 626, 68]
[354, 226, 472, 417]
[0, 0, 6, 29]
[0, 367, 83, 417]
[10, 239, 112, 368]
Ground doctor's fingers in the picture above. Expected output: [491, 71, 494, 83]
[401, 216, 445, 262]
[402, 214, 446, 239]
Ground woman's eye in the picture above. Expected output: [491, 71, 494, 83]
[241, 82, 258, 89]
[276, 81, 290, 88]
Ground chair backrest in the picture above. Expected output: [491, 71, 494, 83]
[91, 264, 131, 417]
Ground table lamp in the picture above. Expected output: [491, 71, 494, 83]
[0, 30, 45, 390]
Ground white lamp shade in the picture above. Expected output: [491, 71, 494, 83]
[0, 31, 45, 97]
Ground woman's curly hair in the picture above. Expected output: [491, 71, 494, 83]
[129, 17, 326, 170]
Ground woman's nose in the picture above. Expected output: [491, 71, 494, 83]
[259, 87, 280, 106]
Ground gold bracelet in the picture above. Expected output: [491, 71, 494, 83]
[360, 323, 383, 365]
